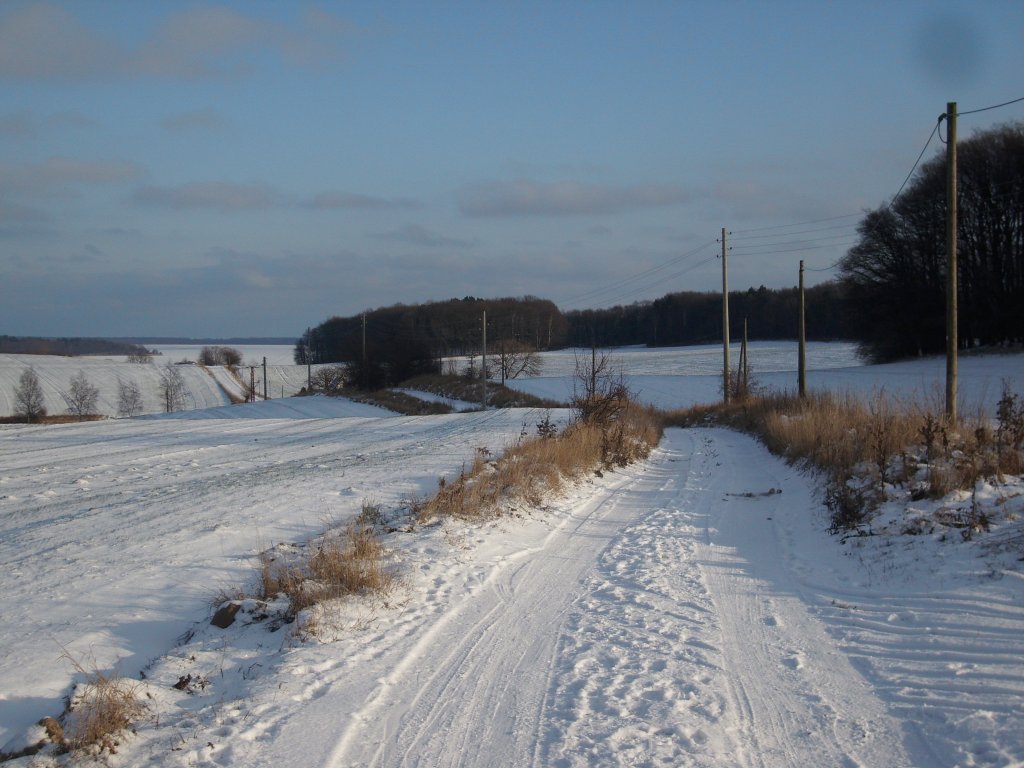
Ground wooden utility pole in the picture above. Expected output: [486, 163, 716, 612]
[798, 260, 807, 398]
[481, 310, 488, 409]
[249, 366, 256, 403]
[262, 357, 268, 400]
[721, 227, 731, 404]
[945, 102, 958, 422]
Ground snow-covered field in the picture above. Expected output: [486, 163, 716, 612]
[4, 341, 1020, 420]
[1, 348, 1023, 766]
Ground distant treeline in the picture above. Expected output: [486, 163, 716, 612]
[0, 336, 154, 357]
[565, 283, 850, 347]
[295, 296, 568, 388]
[296, 286, 853, 382]
[296, 296, 567, 370]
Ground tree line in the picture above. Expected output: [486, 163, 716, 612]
[565, 283, 850, 348]
[839, 122, 1024, 362]
[0, 336, 153, 357]
[294, 296, 568, 388]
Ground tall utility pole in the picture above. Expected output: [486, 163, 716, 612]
[721, 227, 731, 404]
[481, 310, 488, 409]
[798, 260, 807, 398]
[262, 357, 268, 400]
[945, 102, 958, 422]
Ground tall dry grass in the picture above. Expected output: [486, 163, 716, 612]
[665, 385, 1024, 532]
[59, 653, 144, 757]
[259, 523, 396, 615]
[413, 403, 663, 523]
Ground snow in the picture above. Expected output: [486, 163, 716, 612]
[508, 343, 1023, 416]
[1, 348, 1022, 766]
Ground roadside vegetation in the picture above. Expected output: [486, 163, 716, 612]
[231, 352, 661, 637]
[665, 383, 1024, 536]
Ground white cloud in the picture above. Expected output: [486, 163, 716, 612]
[0, 3, 354, 81]
[302, 191, 418, 211]
[134, 182, 279, 212]
[0, 157, 145, 196]
[161, 108, 228, 133]
[371, 224, 476, 248]
[459, 180, 690, 217]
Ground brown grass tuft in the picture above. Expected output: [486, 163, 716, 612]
[259, 525, 396, 615]
[60, 653, 144, 756]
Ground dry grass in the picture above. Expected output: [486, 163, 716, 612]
[665, 386, 1024, 532]
[413, 402, 662, 523]
[59, 653, 144, 757]
[259, 524, 397, 615]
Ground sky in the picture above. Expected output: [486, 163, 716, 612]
[1, 1, 1023, 339]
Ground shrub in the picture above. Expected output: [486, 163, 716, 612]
[60, 654, 144, 756]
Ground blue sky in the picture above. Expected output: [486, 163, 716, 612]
[1, 1, 1022, 338]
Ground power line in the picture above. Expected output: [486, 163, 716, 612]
[890, 117, 942, 206]
[958, 95, 1024, 117]
[728, 221, 858, 242]
[730, 212, 861, 235]
[561, 240, 715, 307]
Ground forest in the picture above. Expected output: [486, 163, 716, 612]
[839, 122, 1024, 361]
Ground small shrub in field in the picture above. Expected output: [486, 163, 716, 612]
[259, 525, 395, 615]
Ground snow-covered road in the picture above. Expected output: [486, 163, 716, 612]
[320, 429, 910, 767]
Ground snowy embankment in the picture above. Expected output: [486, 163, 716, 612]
[0, 398, 557, 753]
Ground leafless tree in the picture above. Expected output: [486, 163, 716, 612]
[310, 365, 347, 394]
[14, 367, 46, 423]
[198, 346, 243, 367]
[495, 339, 542, 384]
[159, 364, 188, 412]
[572, 349, 629, 426]
[127, 351, 153, 364]
[117, 379, 144, 417]
[63, 370, 99, 419]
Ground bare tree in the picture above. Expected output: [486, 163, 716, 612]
[310, 365, 347, 394]
[198, 346, 243, 367]
[117, 379, 144, 417]
[159, 364, 188, 412]
[495, 339, 542, 384]
[14, 367, 47, 423]
[572, 349, 629, 426]
[127, 351, 153, 364]
[63, 370, 99, 420]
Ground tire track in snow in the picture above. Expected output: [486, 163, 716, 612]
[687, 429, 916, 768]
[324, 467, 646, 768]
[315, 428, 914, 767]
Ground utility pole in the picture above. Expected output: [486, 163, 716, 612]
[945, 101, 958, 423]
[798, 260, 807, 398]
[481, 310, 488, 409]
[721, 227, 731, 404]
[249, 366, 256, 403]
[262, 357, 268, 400]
